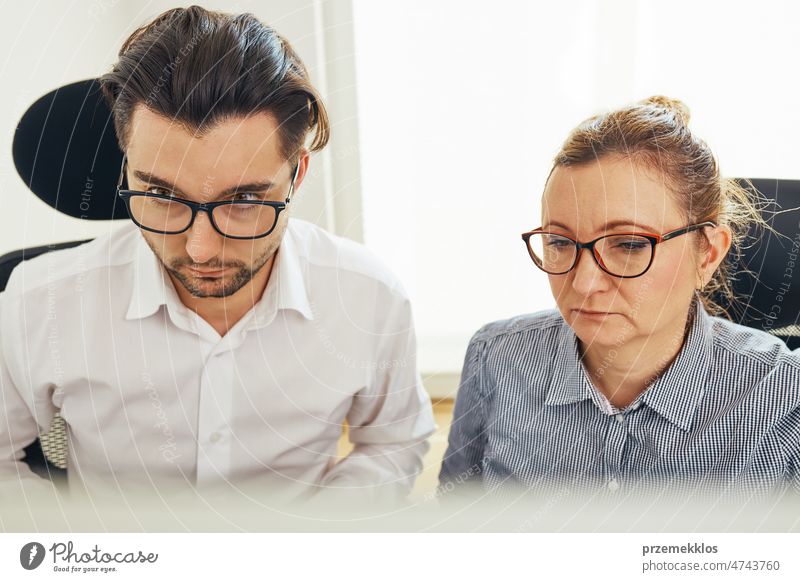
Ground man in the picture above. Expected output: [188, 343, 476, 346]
[0, 6, 434, 503]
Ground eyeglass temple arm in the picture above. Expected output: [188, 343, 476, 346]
[660, 221, 717, 242]
[285, 163, 301, 203]
[117, 154, 127, 189]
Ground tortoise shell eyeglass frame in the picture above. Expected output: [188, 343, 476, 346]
[520, 221, 717, 279]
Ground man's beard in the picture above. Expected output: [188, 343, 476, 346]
[146, 239, 279, 298]
[169, 255, 268, 298]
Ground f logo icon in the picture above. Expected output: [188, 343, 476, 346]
[20, 542, 46, 570]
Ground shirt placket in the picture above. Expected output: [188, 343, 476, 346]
[603, 411, 628, 493]
[194, 322, 244, 486]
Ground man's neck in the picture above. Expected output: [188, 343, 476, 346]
[579, 308, 692, 409]
[171, 255, 276, 337]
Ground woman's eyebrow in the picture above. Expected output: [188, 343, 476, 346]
[602, 219, 659, 232]
[132, 169, 275, 199]
[543, 219, 659, 233]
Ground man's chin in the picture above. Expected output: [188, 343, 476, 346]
[185, 279, 232, 298]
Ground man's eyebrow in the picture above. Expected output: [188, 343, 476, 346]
[132, 170, 276, 200]
[543, 219, 659, 234]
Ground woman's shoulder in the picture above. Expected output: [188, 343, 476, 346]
[470, 308, 566, 348]
[706, 316, 800, 416]
[709, 314, 800, 373]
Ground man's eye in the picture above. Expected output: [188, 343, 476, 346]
[232, 192, 262, 202]
[146, 187, 173, 197]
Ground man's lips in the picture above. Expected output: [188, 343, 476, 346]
[187, 266, 230, 277]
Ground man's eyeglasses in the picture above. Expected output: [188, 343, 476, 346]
[521, 222, 716, 278]
[116, 156, 300, 240]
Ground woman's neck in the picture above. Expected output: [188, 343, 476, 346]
[579, 306, 694, 409]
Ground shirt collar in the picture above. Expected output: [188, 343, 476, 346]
[640, 299, 713, 432]
[125, 223, 314, 324]
[250, 224, 314, 326]
[125, 233, 169, 321]
[545, 320, 595, 407]
[545, 299, 713, 432]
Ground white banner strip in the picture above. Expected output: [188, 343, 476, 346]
[1, 533, 798, 581]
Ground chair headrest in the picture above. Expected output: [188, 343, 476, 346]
[12, 78, 127, 220]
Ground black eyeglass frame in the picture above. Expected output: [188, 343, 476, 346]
[115, 155, 300, 240]
[520, 221, 717, 279]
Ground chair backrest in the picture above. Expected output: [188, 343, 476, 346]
[717, 179, 800, 349]
[7, 78, 124, 481]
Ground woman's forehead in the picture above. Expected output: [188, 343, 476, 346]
[542, 157, 684, 233]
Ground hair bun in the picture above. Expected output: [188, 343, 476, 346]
[641, 95, 691, 125]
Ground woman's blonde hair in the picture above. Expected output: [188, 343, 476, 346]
[550, 95, 768, 318]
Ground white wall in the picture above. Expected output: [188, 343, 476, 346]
[0, 0, 363, 255]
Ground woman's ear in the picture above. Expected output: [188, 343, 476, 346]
[696, 224, 732, 289]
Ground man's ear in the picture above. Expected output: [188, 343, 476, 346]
[292, 148, 311, 192]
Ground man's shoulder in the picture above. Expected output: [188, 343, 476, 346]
[286, 218, 406, 296]
[2, 223, 140, 299]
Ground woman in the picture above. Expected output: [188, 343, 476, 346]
[439, 97, 800, 497]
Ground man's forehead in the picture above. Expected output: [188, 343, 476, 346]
[125, 105, 288, 181]
[127, 105, 283, 158]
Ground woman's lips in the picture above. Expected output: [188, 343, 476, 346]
[571, 309, 616, 320]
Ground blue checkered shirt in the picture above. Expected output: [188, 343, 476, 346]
[439, 301, 800, 497]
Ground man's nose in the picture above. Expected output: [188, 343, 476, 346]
[569, 246, 612, 295]
[184, 210, 224, 264]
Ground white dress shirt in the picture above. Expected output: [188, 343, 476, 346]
[0, 219, 435, 502]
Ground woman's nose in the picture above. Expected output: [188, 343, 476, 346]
[569, 247, 612, 295]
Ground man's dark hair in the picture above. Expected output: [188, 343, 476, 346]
[100, 5, 329, 161]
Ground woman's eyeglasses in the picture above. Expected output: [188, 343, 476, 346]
[521, 222, 716, 278]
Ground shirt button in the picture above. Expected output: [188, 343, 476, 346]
[615, 414, 624, 424]
[209, 432, 222, 443]
[607, 478, 620, 492]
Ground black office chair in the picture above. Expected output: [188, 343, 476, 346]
[3, 78, 125, 481]
[718, 179, 800, 349]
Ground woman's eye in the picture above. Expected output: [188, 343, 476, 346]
[614, 240, 648, 251]
[545, 238, 571, 248]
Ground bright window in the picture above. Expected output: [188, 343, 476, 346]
[352, 0, 800, 373]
